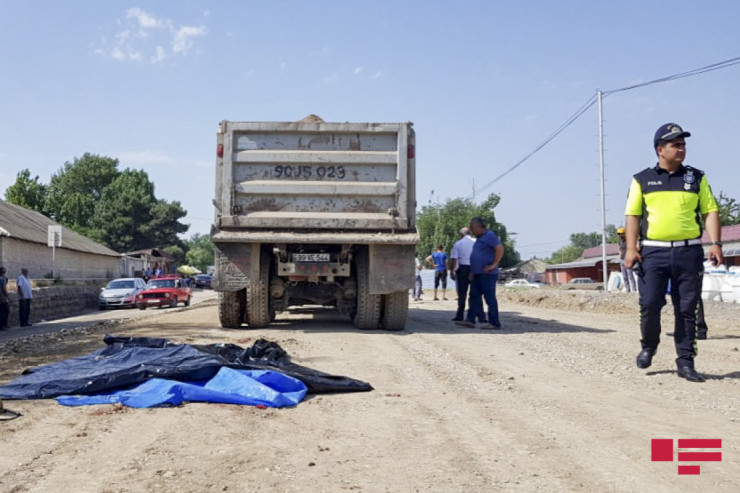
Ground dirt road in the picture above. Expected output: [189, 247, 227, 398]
[1, 290, 738, 492]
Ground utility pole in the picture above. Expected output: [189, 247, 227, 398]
[597, 90, 608, 290]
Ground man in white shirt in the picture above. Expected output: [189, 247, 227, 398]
[17, 268, 33, 327]
[450, 227, 475, 321]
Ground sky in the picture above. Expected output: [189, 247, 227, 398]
[2, 1, 740, 259]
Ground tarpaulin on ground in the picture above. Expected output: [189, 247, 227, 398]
[57, 367, 307, 408]
[0, 335, 373, 403]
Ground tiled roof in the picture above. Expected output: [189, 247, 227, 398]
[0, 199, 120, 257]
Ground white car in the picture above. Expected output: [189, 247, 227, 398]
[99, 277, 148, 309]
[504, 279, 540, 289]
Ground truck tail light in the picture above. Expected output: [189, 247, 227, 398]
[407, 144, 415, 159]
[217, 144, 224, 158]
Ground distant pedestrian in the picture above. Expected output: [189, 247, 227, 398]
[426, 245, 448, 300]
[0, 267, 9, 329]
[450, 227, 475, 321]
[17, 268, 33, 327]
[617, 227, 637, 292]
[413, 257, 423, 301]
[624, 122, 722, 382]
[455, 217, 504, 330]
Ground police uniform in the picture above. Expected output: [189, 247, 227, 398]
[625, 156, 718, 373]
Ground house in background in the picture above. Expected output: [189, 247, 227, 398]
[0, 199, 120, 280]
[544, 224, 740, 286]
[544, 244, 620, 286]
[123, 248, 177, 277]
[701, 224, 740, 266]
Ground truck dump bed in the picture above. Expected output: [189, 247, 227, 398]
[215, 121, 416, 232]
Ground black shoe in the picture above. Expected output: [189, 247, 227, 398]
[676, 363, 705, 383]
[452, 317, 463, 321]
[636, 349, 655, 369]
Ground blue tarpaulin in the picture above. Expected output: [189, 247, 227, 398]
[57, 367, 307, 408]
[0, 336, 373, 405]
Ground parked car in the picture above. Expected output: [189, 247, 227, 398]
[194, 274, 213, 289]
[136, 276, 192, 309]
[99, 277, 147, 309]
[564, 277, 603, 290]
[504, 279, 540, 289]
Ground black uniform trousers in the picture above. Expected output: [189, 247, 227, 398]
[454, 265, 471, 319]
[637, 244, 703, 363]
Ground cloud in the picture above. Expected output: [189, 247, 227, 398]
[172, 25, 207, 54]
[353, 66, 363, 75]
[94, 8, 208, 64]
[127, 7, 164, 29]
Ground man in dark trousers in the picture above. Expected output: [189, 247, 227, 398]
[0, 267, 9, 329]
[455, 217, 504, 330]
[624, 123, 722, 382]
[17, 268, 33, 327]
[450, 227, 475, 321]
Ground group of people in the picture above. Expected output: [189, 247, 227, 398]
[412, 122, 721, 383]
[0, 267, 34, 330]
[416, 217, 505, 330]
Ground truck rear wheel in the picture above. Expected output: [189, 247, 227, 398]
[353, 250, 381, 330]
[219, 290, 246, 328]
[246, 252, 272, 328]
[381, 290, 409, 331]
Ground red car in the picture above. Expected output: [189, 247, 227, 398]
[136, 276, 192, 309]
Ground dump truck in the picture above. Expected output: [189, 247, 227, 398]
[210, 118, 418, 330]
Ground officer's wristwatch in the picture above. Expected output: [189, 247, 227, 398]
[709, 241, 723, 246]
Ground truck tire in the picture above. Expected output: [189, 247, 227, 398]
[219, 290, 245, 328]
[246, 252, 272, 328]
[381, 290, 409, 331]
[353, 250, 381, 330]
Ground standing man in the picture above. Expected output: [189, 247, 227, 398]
[450, 227, 475, 321]
[426, 245, 448, 301]
[17, 268, 33, 327]
[617, 227, 637, 292]
[0, 267, 9, 329]
[624, 123, 722, 383]
[455, 217, 504, 330]
[412, 256, 423, 301]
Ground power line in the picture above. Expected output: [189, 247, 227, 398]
[473, 55, 740, 198]
[603, 55, 740, 95]
[475, 94, 597, 196]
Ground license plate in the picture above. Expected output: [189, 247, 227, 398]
[147, 299, 159, 304]
[292, 253, 330, 262]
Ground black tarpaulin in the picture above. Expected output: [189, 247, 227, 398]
[0, 335, 373, 400]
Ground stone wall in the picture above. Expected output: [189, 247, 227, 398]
[2, 285, 102, 328]
[1, 237, 120, 281]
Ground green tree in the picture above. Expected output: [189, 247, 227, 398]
[416, 194, 520, 268]
[185, 233, 215, 271]
[548, 224, 619, 264]
[4, 169, 48, 213]
[89, 169, 189, 252]
[45, 153, 120, 236]
[163, 245, 186, 265]
[142, 199, 189, 249]
[717, 191, 740, 225]
[89, 169, 157, 251]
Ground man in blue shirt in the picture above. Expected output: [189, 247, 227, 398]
[455, 217, 504, 329]
[426, 245, 448, 301]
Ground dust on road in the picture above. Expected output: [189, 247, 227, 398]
[0, 289, 738, 493]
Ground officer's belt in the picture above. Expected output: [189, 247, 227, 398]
[641, 239, 702, 248]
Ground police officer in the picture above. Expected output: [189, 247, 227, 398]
[624, 123, 723, 383]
